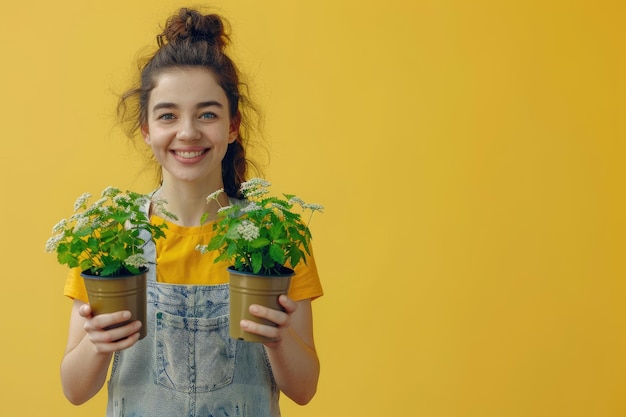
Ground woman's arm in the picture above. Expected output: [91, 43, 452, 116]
[60, 299, 142, 404]
[242, 296, 320, 405]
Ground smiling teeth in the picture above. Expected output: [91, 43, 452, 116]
[175, 151, 204, 158]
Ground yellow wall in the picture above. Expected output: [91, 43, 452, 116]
[1, 0, 624, 415]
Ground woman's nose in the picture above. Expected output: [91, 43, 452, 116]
[176, 120, 201, 141]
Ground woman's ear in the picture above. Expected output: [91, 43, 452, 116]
[229, 112, 241, 143]
[141, 124, 150, 144]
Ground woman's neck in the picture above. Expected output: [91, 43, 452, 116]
[154, 179, 229, 227]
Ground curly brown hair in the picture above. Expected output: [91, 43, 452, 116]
[118, 7, 262, 197]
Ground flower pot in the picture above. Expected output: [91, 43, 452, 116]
[81, 269, 148, 340]
[228, 266, 294, 343]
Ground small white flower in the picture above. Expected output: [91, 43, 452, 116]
[113, 194, 130, 205]
[124, 253, 148, 268]
[74, 193, 92, 212]
[52, 219, 67, 234]
[73, 215, 90, 232]
[241, 202, 261, 213]
[135, 196, 149, 207]
[101, 186, 120, 198]
[241, 178, 271, 190]
[241, 178, 271, 198]
[288, 196, 305, 206]
[303, 203, 324, 212]
[245, 188, 270, 198]
[151, 197, 167, 211]
[92, 197, 107, 208]
[206, 188, 224, 203]
[217, 205, 233, 213]
[45, 234, 63, 253]
[195, 244, 210, 255]
[271, 202, 292, 215]
[151, 197, 178, 221]
[237, 220, 260, 241]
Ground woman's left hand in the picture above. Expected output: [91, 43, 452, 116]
[240, 294, 297, 347]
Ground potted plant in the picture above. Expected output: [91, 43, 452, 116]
[196, 178, 323, 342]
[45, 186, 175, 339]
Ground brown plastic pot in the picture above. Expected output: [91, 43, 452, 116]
[228, 266, 294, 343]
[81, 269, 148, 340]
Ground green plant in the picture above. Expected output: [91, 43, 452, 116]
[196, 178, 323, 275]
[45, 186, 175, 276]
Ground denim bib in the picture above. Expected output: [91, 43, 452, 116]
[106, 234, 280, 416]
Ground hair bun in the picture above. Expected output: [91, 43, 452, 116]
[158, 8, 229, 49]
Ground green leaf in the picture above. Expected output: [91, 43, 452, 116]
[251, 252, 262, 274]
[79, 259, 94, 272]
[215, 252, 230, 263]
[250, 237, 270, 249]
[269, 223, 283, 240]
[101, 261, 122, 276]
[234, 258, 244, 270]
[56, 242, 70, 255]
[86, 237, 100, 253]
[73, 226, 93, 238]
[70, 239, 88, 254]
[125, 264, 141, 275]
[110, 244, 127, 260]
[226, 241, 238, 258]
[225, 226, 241, 240]
[269, 243, 285, 265]
[99, 229, 116, 242]
[207, 235, 225, 251]
[57, 251, 78, 267]
[289, 246, 302, 269]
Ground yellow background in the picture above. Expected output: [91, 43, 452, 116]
[1, 0, 624, 415]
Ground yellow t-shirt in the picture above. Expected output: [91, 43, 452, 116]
[64, 215, 323, 303]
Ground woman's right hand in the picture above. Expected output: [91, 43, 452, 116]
[62, 300, 140, 404]
[78, 304, 142, 353]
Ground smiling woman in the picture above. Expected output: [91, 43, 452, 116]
[141, 68, 239, 188]
[116, 9, 260, 198]
[59, 6, 323, 416]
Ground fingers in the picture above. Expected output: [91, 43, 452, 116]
[78, 303, 93, 318]
[240, 318, 280, 342]
[83, 310, 132, 332]
[89, 327, 142, 354]
[89, 319, 141, 342]
[249, 295, 295, 325]
[278, 294, 298, 314]
[241, 295, 297, 343]
[86, 320, 143, 354]
[82, 309, 143, 353]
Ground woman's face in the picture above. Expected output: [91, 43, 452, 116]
[142, 67, 238, 185]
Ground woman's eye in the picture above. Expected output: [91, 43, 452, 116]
[200, 112, 216, 119]
[158, 113, 175, 120]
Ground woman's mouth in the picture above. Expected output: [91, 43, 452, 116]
[171, 149, 209, 162]
[174, 150, 206, 158]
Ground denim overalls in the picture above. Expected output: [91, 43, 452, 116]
[106, 231, 280, 417]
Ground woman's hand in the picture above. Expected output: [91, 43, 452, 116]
[240, 294, 297, 347]
[62, 299, 142, 404]
[78, 304, 143, 354]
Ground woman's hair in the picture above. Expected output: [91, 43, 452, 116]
[118, 7, 261, 197]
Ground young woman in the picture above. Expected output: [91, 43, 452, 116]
[60, 7, 323, 416]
